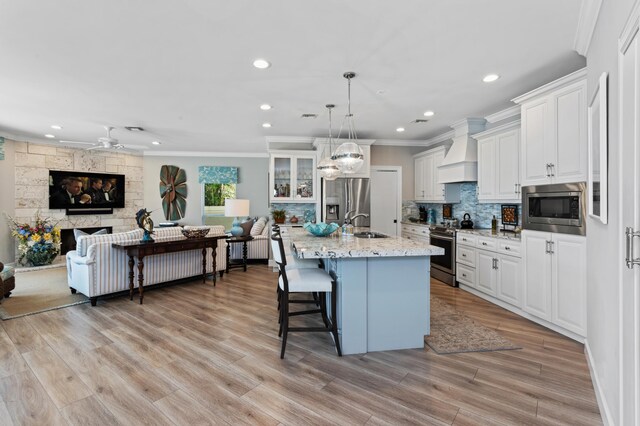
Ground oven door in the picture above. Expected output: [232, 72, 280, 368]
[428, 233, 455, 275]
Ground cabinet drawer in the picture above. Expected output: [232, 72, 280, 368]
[477, 237, 497, 250]
[457, 233, 477, 247]
[457, 264, 475, 287]
[402, 225, 430, 237]
[498, 240, 521, 256]
[457, 245, 476, 267]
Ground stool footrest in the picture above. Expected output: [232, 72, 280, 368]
[289, 309, 321, 317]
[288, 326, 332, 332]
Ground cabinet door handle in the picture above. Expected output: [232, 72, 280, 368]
[545, 163, 551, 177]
[545, 240, 550, 254]
[548, 240, 555, 255]
[505, 246, 511, 251]
[462, 253, 467, 257]
[514, 183, 518, 194]
[625, 227, 640, 268]
[494, 258, 499, 270]
[550, 163, 555, 177]
[482, 242, 488, 246]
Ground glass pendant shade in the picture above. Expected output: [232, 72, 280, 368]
[333, 71, 364, 174]
[332, 142, 364, 174]
[317, 156, 340, 181]
[317, 103, 341, 181]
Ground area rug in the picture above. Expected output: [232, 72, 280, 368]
[0, 266, 88, 320]
[425, 296, 521, 354]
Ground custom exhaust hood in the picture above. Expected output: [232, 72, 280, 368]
[438, 118, 487, 183]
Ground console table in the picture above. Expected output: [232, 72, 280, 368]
[112, 235, 226, 304]
[225, 235, 254, 273]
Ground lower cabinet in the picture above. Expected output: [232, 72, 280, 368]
[522, 230, 586, 337]
[456, 234, 521, 307]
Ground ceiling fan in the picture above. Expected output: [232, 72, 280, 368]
[59, 126, 148, 151]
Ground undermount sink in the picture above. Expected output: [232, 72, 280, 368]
[354, 231, 389, 239]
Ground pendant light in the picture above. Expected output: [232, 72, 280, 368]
[317, 104, 341, 181]
[333, 71, 364, 174]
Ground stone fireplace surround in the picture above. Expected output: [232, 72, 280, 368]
[11, 141, 145, 255]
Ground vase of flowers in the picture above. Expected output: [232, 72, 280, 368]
[272, 208, 286, 224]
[6, 211, 61, 266]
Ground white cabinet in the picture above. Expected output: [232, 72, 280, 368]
[456, 232, 522, 308]
[269, 152, 317, 203]
[514, 69, 587, 187]
[475, 121, 521, 203]
[414, 156, 426, 200]
[521, 230, 586, 336]
[413, 146, 460, 203]
[401, 223, 430, 243]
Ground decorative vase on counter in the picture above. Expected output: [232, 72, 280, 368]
[290, 215, 299, 224]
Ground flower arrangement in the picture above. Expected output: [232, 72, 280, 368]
[6, 211, 61, 266]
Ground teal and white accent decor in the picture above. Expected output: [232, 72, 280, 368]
[0, 136, 4, 160]
[225, 199, 250, 236]
[198, 166, 238, 184]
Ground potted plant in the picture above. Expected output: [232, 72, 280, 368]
[272, 208, 286, 224]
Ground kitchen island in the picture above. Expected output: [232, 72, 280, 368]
[287, 228, 444, 355]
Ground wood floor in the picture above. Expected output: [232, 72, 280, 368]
[0, 265, 601, 425]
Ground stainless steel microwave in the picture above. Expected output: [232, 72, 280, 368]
[522, 182, 586, 236]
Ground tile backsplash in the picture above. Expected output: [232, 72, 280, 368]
[269, 202, 316, 223]
[404, 183, 522, 229]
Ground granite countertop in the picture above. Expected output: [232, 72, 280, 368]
[400, 221, 431, 227]
[289, 227, 444, 259]
[456, 228, 522, 241]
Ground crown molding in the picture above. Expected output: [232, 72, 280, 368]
[620, 0, 640, 53]
[144, 151, 269, 158]
[512, 67, 587, 104]
[372, 139, 435, 147]
[423, 130, 455, 146]
[472, 119, 521, 140]
[485, 105, 521, 123]
[574, 0, 603, 56]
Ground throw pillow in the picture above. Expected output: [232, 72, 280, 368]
[250, 217, 268, 236]
[240, 219, 255, 236]
[74, 228, 108, 241]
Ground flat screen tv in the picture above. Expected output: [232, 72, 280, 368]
[49, 170, 125, 209]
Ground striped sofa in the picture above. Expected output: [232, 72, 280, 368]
[65, 226, 227, 305]
[228, 217, 270, 262]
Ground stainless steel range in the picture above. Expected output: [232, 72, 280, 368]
[429, 225, 457, 287]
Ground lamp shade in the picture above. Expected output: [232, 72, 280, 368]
[224, 199, 250, 217]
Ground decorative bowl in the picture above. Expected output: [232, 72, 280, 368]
[303, 222, 340, 237]
[181, 227, 210, 239]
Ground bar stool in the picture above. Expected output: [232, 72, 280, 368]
[271, 234, 341, 359]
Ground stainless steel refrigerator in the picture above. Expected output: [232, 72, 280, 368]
[321, 178, 370, 227]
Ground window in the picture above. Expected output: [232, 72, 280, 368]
[203, 183, 236, 215]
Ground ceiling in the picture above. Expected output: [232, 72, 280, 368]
[0, 0, 586, 154]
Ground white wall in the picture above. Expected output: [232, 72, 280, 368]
[585, 0, 636, 424]
[143, 155, 270, 226]
[0, 139, 16, 261]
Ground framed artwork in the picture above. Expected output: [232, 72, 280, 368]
[588, 72, 608, 224]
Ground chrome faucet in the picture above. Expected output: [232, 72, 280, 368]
[345, 211, 370, 224]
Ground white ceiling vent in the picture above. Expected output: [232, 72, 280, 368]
[301, 113, 318, 118]
[412, 119, 429, 123]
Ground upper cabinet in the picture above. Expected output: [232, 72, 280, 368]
[413, 146, 460, 203]
[475, 121, 521, 203]
[513, 69, 587, 187]
[270, 152, 317, 203]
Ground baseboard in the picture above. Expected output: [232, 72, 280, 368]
[584, 340, 614, 426]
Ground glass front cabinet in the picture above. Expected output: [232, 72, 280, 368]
[269, 153, 317, 202]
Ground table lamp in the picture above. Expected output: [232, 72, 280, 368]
[225, 199, 250, 237]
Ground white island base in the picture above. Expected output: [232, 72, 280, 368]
[324, 256, 431, 355]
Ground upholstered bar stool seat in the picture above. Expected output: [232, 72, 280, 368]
[271, 234, 341, 359]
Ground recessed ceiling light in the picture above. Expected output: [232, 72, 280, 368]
[423, 110, 435, 117]
[260, 104, 272, 110]
[396, 127, 405, 132]
[44, 134, 55, 138]
[482, 74, 500, 83]
[50, 125, 63, 130]
[125, 126, 145, 132]
[151, 141, 161, 145]
[262, 123, 272, 128]
[253, 59, 271, 69]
